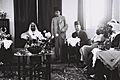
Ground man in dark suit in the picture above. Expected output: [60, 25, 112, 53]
[111, 33, 120, 48]
[69, 21, 89, 64]
[72, 21, 89, 48]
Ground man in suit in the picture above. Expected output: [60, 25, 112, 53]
[51, 9, 68, 61]
[72, 21, 89, 48]
[70, 21, 89, 64]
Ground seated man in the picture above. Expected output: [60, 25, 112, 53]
[72, 21, 89, 48]
[67, 32, 81, 62]
[21, 22, 45, 48]
[66, 21, 88, 63]
[21, 22, 45, 54]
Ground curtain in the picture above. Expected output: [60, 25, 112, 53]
[112, 0, 120, 21]
[38, 0, 62, 32]
[14, 0, 37, 48]
[78, 0, 112, 39]
[14, 0, 61, 47]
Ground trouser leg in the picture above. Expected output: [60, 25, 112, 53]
[59, 36, 64, 60]
[55, 37, 59, 59]
[80, 45, 93, 64]
[55, 36, 65, 60]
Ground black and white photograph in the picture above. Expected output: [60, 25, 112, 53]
[0, 0, 120, 80]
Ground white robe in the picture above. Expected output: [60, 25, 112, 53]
[21, 23, 44, 40]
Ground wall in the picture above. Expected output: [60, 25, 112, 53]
[86, 0, 112, 38]
[119, 2, 120, 22]
[78, 0, 84, 29]
[0, 0, 14, 38]
[1, 0, 78, 39]
[0, 0, 116, 40]
[119, 1, 120, 22]
[0, 1, 2, 9]
[62, 0, 78, 39]
[112, 0, 120, 22]
[78, 0, 112, 38]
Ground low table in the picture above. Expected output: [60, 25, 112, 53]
[15, 53, 51, 80]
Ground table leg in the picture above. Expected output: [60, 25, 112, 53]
[30, 56, 33, 80]
[46, 55, 51, 80]
[18, 56, 21, 80]
[23, 56, 26, 80]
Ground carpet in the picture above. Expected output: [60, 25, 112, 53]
[51, 64, 93, 80]
[0, 64, 94, 80]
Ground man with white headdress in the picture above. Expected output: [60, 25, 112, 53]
[107, 19, 120, 33]
[107, 19, 120, 42]
[21, 22, 45, 48]
[107, 19, 120, 48]
[21, 22, 44, 40]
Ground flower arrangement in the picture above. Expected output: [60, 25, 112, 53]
[96, 24, 114, 50]
[0, 10, 7, 19]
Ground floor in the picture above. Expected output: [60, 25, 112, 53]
[51, 63, 90, 80]
[0, 63, 94, 80]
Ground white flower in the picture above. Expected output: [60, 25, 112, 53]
[45, 32, 51, 38]
[43, 30, 47, 33]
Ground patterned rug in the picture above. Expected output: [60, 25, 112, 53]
[0, 64, 94, 80]
[51, 64, 94, 80]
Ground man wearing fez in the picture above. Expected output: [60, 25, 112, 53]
[72, 21, 89, 48]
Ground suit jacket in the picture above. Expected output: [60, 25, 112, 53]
[51, 16, 68, 39]
[111, 34, 120, 48]
[72, 30, 89, 47]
